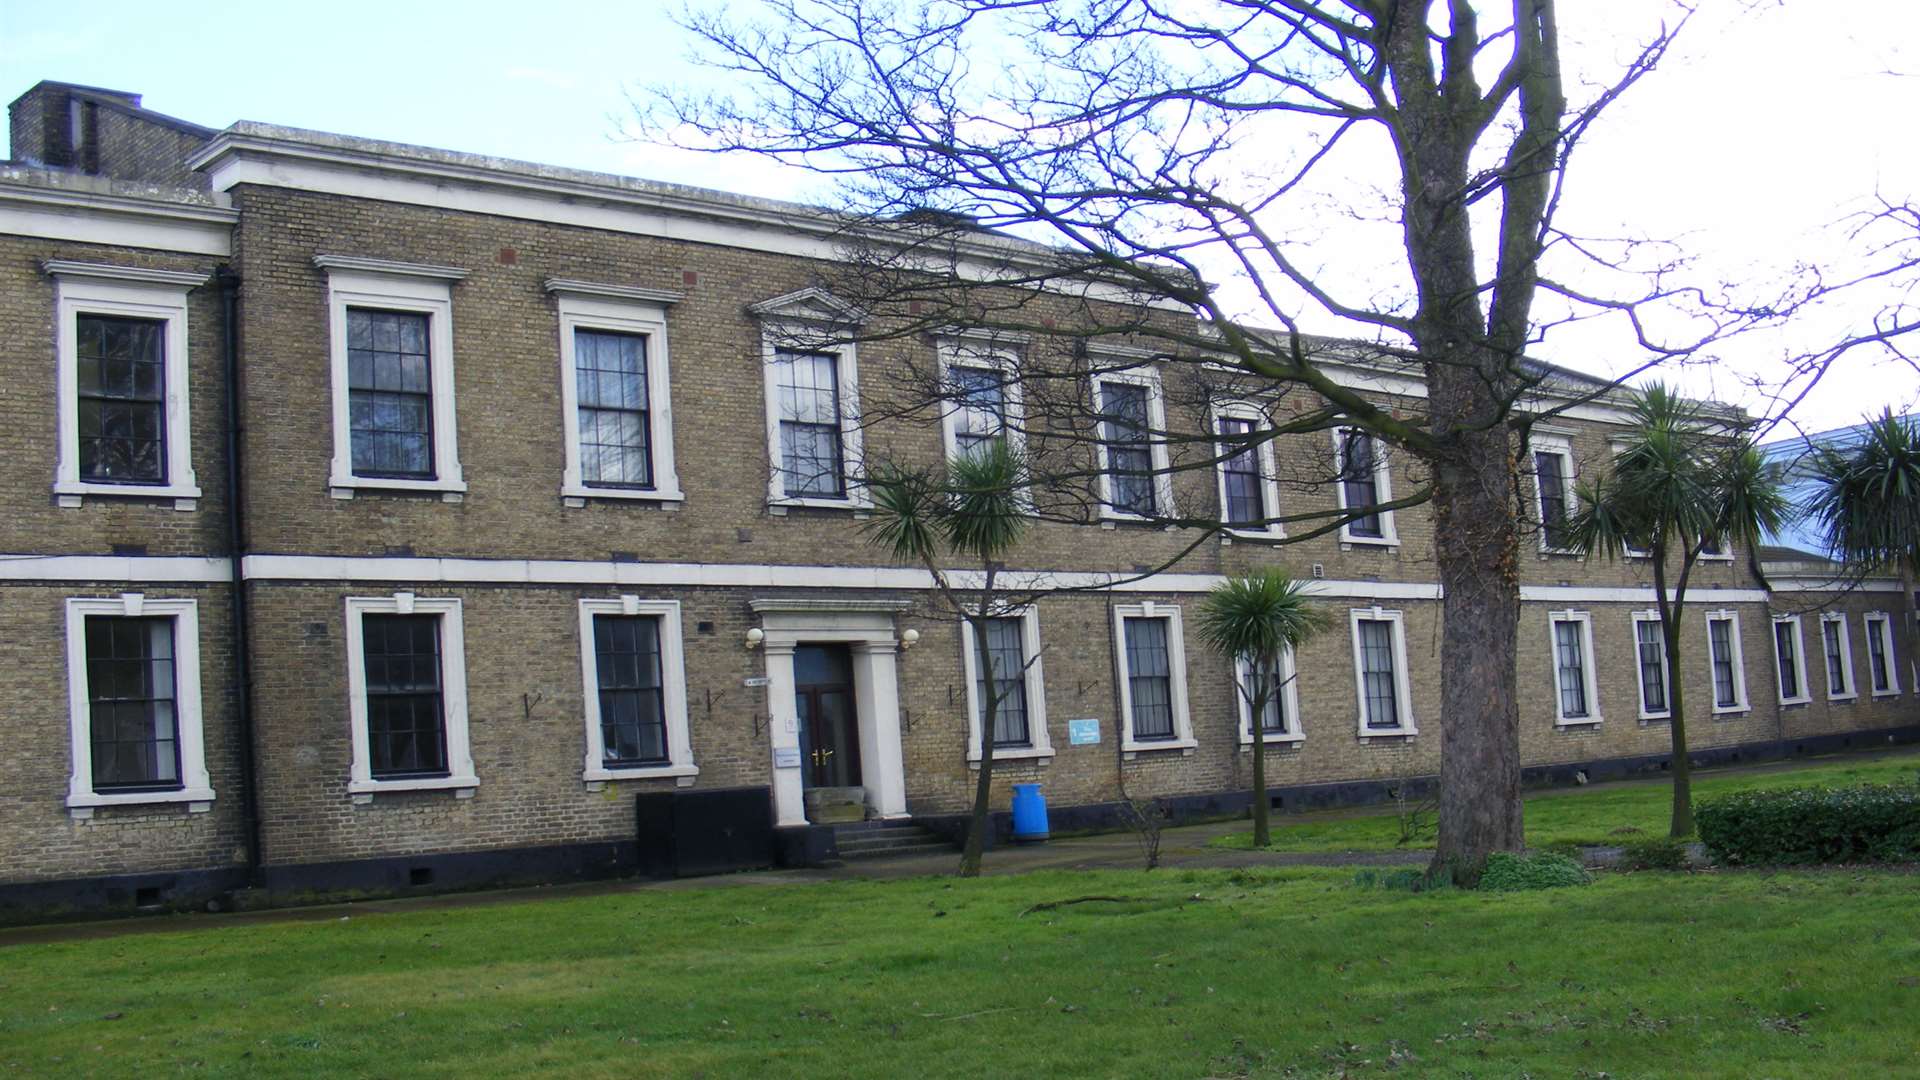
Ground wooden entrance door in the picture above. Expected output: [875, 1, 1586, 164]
[794, 644, 860, 790]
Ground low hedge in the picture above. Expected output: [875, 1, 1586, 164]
[1479, 852, 1590, 892]
[1695, 784, 1920, 865]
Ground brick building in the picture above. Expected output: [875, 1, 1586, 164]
[2, 80, 1913, 921]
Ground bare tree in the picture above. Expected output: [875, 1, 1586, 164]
[649, 0, 1740, 884]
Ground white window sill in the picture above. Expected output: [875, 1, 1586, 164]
[1238, 732, 1305, 748]
[1122, 738, 1197, 759]
[55, 481, 202, 510]
[1871, 689, 1902, 699]
[1698, 554, 1735, 563]
[1779, 696, 1812, 707]
[67, 788, 214, 818]
[562, 484, 686, 507]
[1222, 529, 1286, 545]
[348, 775, 479, 802]
[968, 746, 1055, 768]
[1828, 693, 1858, 703]
[1536, 547, 1582, 558]
[1554, 717, 1603, 729]
[583, 763, 699, 787]
[767, 496, 870, 514]
[330, 476, 468, 502]
[1710, 705, 1750, 716]
[1358, 726, 1418, 740]
[1339, 536, 1399, 551]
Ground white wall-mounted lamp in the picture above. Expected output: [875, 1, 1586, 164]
[900, 628, 920, 651]
[745, 627, 765, 649]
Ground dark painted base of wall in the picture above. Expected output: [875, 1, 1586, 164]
[6, 724, 1917, 926]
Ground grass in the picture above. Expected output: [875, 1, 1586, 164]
[1211, 748, 1920, 853]
[3, 866, 1919, 1077]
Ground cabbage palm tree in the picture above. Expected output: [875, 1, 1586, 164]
[1195, 569, 1327, 848]
[1565, 384, 1787, 837]
[865, 438, 1029, 876]
[1805, 410, 1920, 674]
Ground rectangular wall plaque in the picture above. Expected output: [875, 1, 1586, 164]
[1068, 718, 1102, 745]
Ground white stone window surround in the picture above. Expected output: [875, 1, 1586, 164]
[1704, 609, 1749, 714]
[1865, 611, 1902, 696]
[1546, 609, 1603, 726]
[1819, 612, 1857, 701]
[936, 329, 1029, 468]
[1631, 610, 1673, 720]
[751, 288, 870, 512]
[1528, 429, 1578, 555]
[577, 596, 698, 786]
[548, 280, 687, 507]
[1348, 606, 1418, 736]
[1770, 614, 1812, 706]
[1112, 601, 1197, 756]
[1234, 647, 1304, 747]
[1211, 400, 1286, 542]
[316, 255, 470, 501]
[1332, 426, 1399, 548]
[1090, 362, 1175, 524]
[343, 593, 478, 800]
[64, 594, 214, 817]
[958, 605, 1054, 766]
[46, 261, 208, 510]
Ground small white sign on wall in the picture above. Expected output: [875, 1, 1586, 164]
[773, 747, 802, 769]
[743, 676, 771, 687]
[1068, 718, 1102, 745]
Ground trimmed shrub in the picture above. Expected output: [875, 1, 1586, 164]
[1696, 784, 1920, 865]
[1617, 837, 1689, 871]
[1478, 852, 1591, 892]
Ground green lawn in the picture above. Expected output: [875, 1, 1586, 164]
[1211, 748, 1920, 854]
[3, 866, 1919, 1077]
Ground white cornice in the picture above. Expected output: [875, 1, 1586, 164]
[0, 182, 234, 257]
[543, 278, 684, 305]
[42, 260, 211, 287]
[312, 254, 469, 280]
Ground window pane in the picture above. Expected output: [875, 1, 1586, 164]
[76, 314, 167, 484]
[362, 613, 448, 778]
[1220, 417, 1267, 527]
[1341, 431, 1383, 538]
[1358, 619, 1400, 728]
[347, 310, 434, 479]
[1101, 383, 1155, 516]
[1535, 450, 1569, 548]
[952, 367, 1007, 457]
[1124, 617, 1175, 739]
[775, 350, 846, 496]
[575, 330, 656, 488]
[976, 617, 1030, 747]
[595, 614, 669, 765]
[1775, 622, 1800, 699]
[1824, 621, 1848, 693]
[1869, 619, 1891, 691]
[84, 615, 183, 791]
[1709, 620, 1738, 708]
[1636, 621, 1668, 713]
[1243, 655, 1288, 734]
[1554, 620, 1588, 718]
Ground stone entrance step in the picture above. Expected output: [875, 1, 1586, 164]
[804, 786, 866, 824]
[832, 820, 953, 859]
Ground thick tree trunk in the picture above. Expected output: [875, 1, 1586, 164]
[1427, 424, 1526, 885]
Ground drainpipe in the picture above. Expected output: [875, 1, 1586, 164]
[217, 266, 264, 888]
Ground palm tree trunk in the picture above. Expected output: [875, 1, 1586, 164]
[1250, 656, 1271, 848]
[959, 608, 998, 877]
[1652, 547, 1694, 838]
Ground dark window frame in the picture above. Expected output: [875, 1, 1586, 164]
[346, 308, 437, 480]
[75, 313, 169, 486]
[774, 348, 848, 499]
[1534, 448, 1572, 550]
[975, 616, 1032, 748]
[1219, 415, 1268, 528]
[592, 613, 671, 767]
[1339, 429, 1385, 539]
[575, 328, 656, 491]
[1553, 617, 1591, 720]
[1636, 618, 1670, 715]
[1123, 615, 1177, 741]
[1708, 617, 1741, 709]
[1099, 381, 1157, 517]
[1355, 617, 1402, 729]
[83, 614, 184, 793]
[361, 613, 451, 780]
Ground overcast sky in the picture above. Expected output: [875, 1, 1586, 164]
[7, 0, 1916, 434]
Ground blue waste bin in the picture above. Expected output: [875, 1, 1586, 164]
[1010, 783, 1050, 843]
